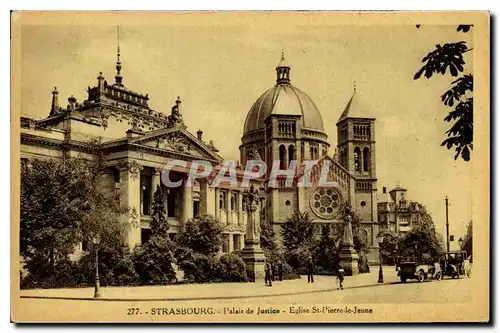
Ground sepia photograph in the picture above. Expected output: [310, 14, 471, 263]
[10, 11, 490, 323]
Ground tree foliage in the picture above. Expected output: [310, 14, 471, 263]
[149, 185, 169, 237]
[260, 219, 278, 251]
[280, 211, 315, 252]
[21, 158, 84, 280]
[133, 236, 176, 284]
[313, 224, 338, 272]
[20, 149, 131, 284]
[462, 220, 473, 259]
[378, 229, 399, 265]
[177, 215, 223, 256]
[398, 224, 444, 263]
[78, 242, 138, 286]
[132, 185, 176, 284]
[414, 25, 473, 161]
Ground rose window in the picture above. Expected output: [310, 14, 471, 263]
[310, 188, 341, 219]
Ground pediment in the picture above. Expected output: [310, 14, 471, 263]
[131, 128, 222, 161]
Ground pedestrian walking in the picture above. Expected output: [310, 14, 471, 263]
[265, 261, 273, 287]
[278, 260, 284, 281]
[336, 266, 345, 290]
[307, 256, 315, 283]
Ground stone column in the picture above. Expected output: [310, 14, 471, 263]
[214, 188, 220, 220]
[240, 187, 265, 282]
[118, 161, 143, 248]
[237, 191, 243, 225]
[339, 214, 359, 276]
[199, 179, 208, 215]
[226, 189, 232, 224]
[151, 167, 161, 206]
[228, 234, 234, 253]
[182, 178, 193, 222]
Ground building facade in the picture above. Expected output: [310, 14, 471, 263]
[240, 54, 380, 262]
[21, 49, 381, 263]
[377, 184, 426, 234]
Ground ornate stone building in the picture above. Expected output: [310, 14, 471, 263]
[21, 47, 259, 257]
[21, 48, 381, 263]
[240, 54, 380, 263]
[377, 184, 427, 235]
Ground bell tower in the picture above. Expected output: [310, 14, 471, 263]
[336, 87, 378, 263]
[336, 89, 376, 179]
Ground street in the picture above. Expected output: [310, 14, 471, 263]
[14, 274, 474, 322]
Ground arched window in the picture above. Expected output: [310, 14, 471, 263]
[288, 145, 295, 165]
[363, 147, 370, 172]
[279, 145, 287, 169]
[354, 147, 361, 171]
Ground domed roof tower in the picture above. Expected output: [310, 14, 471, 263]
[240, 53, 329, 168]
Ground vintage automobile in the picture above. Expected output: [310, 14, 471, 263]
[441, 251, 471, 279]
[398, 262, 442, 283]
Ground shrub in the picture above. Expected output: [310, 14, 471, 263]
[217, 254, 248, 282]
[285, 246, 313, 274]
[132, 235, 176, 285]
[179, 253, 219, 283]
[77, 243, 138, 286]
[282, 262, 301, 280]
[20, 259, 80, 289]
[177, 215, 223, 256]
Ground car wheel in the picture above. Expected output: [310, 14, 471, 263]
[417, 270, 425, 283]
[435, 271, 442, 281]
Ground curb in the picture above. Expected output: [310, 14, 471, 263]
[19, 281, 399, 302]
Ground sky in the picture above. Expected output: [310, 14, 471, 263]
[18, 14, 474, 245]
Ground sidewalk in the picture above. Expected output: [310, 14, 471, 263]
[19, 266, 400, 301]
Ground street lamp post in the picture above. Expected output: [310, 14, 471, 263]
[377, 234, 384, 283]
[93, 234, 101, 298]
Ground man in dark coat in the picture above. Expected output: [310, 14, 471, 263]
[337, 266, 345, 290]
[307, 257, 314, 283]
[265, 261, 273, 287]
[278, 260, 284, 281]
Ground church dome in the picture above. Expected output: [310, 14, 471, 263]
[243, 54, 325, 136]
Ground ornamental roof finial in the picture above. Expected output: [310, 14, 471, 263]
[115, 25, 123, 86]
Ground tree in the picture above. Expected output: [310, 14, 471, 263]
[260, 219, 278, 251]
[280, 211, 315, 251]
[133, 185, 176, 284]
[462, 220, 473, 259]
[415, 205, 436, 229]
[313, 225, 338, 272]
[414, 25, 473, 161]
[260, 219, 283, 268]
[77, 242, 138, 286]
[20, 158, 83, 281]
[20, 151, 131, 285]
[20, 138, 135, 287]
[177, 215, 223, 256]
[378, 230, 399, 265]
[398, 224, 444, 263]
[149, 185, 169, 236]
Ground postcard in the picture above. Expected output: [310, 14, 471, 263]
[11, 11, 490, 323]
